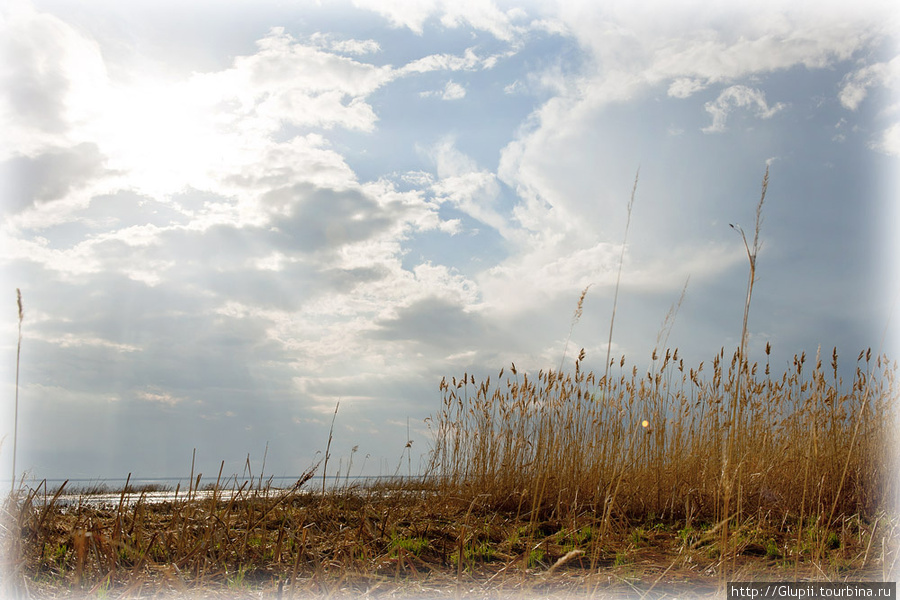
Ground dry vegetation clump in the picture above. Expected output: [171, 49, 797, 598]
[428, 347, 898, 536]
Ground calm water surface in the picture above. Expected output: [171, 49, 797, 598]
[21, 475, 420, 507]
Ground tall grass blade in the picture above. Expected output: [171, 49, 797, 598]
[11, 289, 23, 497]
[605, 169, 639, 383]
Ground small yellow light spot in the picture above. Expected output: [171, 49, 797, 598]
[641, 420, 650, 428]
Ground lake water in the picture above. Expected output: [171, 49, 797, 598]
[17, 474, 420, 508]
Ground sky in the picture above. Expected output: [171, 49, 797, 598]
[0, 0, 898, 484]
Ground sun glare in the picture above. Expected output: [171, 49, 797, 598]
[89, 78, 227, 198]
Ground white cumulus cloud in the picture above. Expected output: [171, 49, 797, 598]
[702, 85, 787, 133]
[441, 81, 466, 100]
[839, 57, 900, 111]
[419, 80, 466, 100]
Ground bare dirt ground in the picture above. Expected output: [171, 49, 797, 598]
[3, 484, 897, 600]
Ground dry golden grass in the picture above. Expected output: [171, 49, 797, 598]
[428, 347, 897, 529]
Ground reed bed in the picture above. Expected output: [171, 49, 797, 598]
[429, 347, 898, 529]
[426, 345, 900, 592]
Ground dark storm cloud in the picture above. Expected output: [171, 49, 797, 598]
[160, 224, 267, 269]
[84, 191, 190, 228]
[264, 183, 400, 253]
[370, 296, 488, 348]
[320, 265, 390, 293]
[0, 143, 108, 213]
[150, 224, 355, 309]
[165, 256, 390, 312]
[201, 267, 307, 311]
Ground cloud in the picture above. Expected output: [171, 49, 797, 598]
[1, 18, 392, 203]
[246, 27, 393, 97]
[837, 56, 900, 155]
[2, 13, 524, 215]
[667, 77, 707, 98]
[369, 296, 485, 347]
[503, 80, 525, 95]
[1, 143, 110, 214]
[2, 4, 532, 210]
[400, 47, 485, 74]
[0, 6, 109, 154]
[308, 33, 382, 56]
[494, 3, 888, 229]
[490, 3, 891, 323]
[426, 138, 509, 235]
[167, 27, 395, 172]
[352, 0, 531, 41]
[871, 122, 900, 157]
[553, 2, 891, 108]
[137, 389, 182, 406]
[428, 137, 477, 178]
[351, 0, 439, 35]
[263, 183, 409, 254]
[419, 80, 466, 100]
[702, 85, 787, 133]
[839, 64, 885, 111]
[32, 330, 141, 354]
[441, 80, 466, 100]
[839, 57, 899, 111]
[480, 240, 619, 310]
[438, 0, 524, 42]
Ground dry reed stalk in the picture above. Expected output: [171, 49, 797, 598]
[654, 278, 689, 370]
[559, 285, 591, 373]
[11, 289, 23, 497]
[830, 348, 887, 529]
[604, 169, 639, 385]
[323, 401, 340, 498]
[719, 165, 768, 578]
